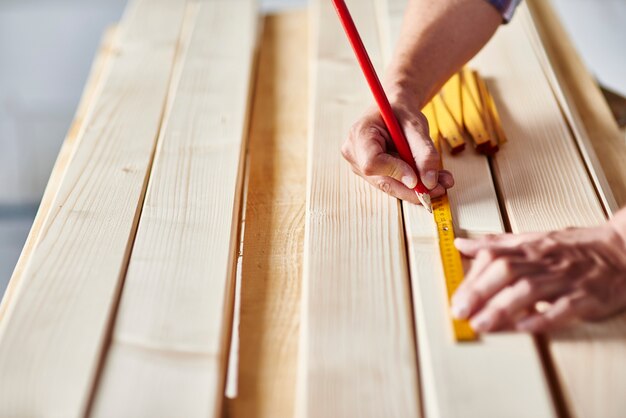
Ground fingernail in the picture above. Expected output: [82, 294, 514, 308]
[451, 302, 470, 320]
[402, 175, 417, 189]
[454, 238, 467, 248]
[470, 315, 491, 332]
[422, 170, 438, 190]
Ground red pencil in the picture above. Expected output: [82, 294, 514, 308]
[331, 0, 433, 212]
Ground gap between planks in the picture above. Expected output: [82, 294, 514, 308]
[377, 1, 557, 417]
[90, 1, 258, 418]
[226, 11, 308, 418]
[526, 0, 626, 212]
[472, 4, 626, 418]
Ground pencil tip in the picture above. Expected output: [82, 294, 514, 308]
[416, 192, 432, 213]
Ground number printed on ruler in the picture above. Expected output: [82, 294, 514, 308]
[433, 195, 476, 341]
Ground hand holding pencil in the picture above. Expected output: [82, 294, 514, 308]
[341, 103, 455, 208]
[332, 0, 454, 210]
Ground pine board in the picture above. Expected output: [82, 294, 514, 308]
[470, 9, 606, 232]
[0, 0, 189, 416]
[441, 145, 504, 239]
[0, 26, 118, 323]
[526, 0, 626, 211]
[297, 1, 421, 417]
[377, 1, 556, 417]
[228, 11, 307, 418]
[519, 5, 618, 215]
[90, 2, 257, 417]
[471, 5, 626, 418]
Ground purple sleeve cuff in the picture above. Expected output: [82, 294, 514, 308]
[485, 0, 522, 22]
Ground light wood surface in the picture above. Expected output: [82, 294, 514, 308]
[0, 0, 189, 416]
[379, 1, 556, 417]
[3, 2, 624, 416]
[91, 2, 257, 417]
[472, 5, 626, 418]
[227, 11, 307, 418]
[471, 7, 606, 233]
[0, 26, 118, 322]
[520, 5, 618, 216]
[523, 3, 626, 417]
[526, 0, 626, 211]
[297, 1, 421, 416]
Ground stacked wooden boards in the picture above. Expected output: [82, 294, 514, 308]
[0, 0, 257, 417]
[1, 0, 625, 416]
[376, 1, 556, 417]
[526, 0, 626, 212]
[390, 1, 625, 418]
[91, 2, 257, 417]
[300, 0, 625, 417]
[470, 7, 626, 417]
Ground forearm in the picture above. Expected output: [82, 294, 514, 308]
[384, 0, 501, 107]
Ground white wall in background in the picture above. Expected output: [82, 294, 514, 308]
[0, 0, 126, 205]
[553, 0, 626, 96]
[0, 0, 308, 300]
[0, 0, 127, 293]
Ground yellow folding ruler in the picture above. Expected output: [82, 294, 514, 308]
[423, 66, 509, 341]
[432, 196, 476, 341]
[423, 102, 476, 342]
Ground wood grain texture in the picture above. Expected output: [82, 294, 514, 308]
[440, 145, 503, 239]
[0, 26, 118, 323]
[472, 6, 626, 418]
[471, 8, 606, 233]
[227, 11, 307, 418]
[526, 0, 626, 212]
[0, 0, 189, 416]
[297, 1, 421, 417]
[520, 4, 619, 215]
[402, 210, 557, 418]
[90, 2, 257, 417]
[378, 1, 556, 417]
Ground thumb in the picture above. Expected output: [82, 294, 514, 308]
[402, 117, 441, 190]
[362, 152, 418, 189]
[353, 126, 419, 188]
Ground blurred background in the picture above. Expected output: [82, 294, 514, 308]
[0, 0, 624, 295]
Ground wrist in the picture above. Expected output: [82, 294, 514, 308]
[383, 66, 430, 110]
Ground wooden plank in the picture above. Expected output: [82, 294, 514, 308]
[90, 2, 257, 417]
[0, 1, 189, 416]
[440, 145, 503, 239]
[227, 12, 307, 418]
[376, 1, 556, 417]
[402, 209, 557, 418]
[521, 3, 620, 215]
[526, 0, 626, 211]
[0, 26, 118, 323]
[297, 1, 421, 416]
[471, 6, 626, 418]
[471, 5, 606, 232]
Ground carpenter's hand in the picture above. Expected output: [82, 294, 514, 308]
[341, 104, 454, 205]
[451, 224, 626, 333]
